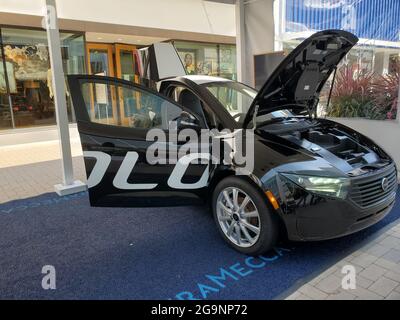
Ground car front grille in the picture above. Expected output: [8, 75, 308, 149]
[350, 165, 398, 208]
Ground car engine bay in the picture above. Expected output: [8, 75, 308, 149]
[260, 117, 390, 173]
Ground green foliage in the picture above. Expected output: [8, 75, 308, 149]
[326, 62, 399, 120]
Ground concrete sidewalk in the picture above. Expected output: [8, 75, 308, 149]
[0, 139, 85, 202]
[0, 139, 399, 300]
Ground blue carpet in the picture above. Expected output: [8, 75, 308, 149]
[0, 189, 399, 300]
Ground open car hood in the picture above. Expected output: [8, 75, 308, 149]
[243, 30, 358, 128]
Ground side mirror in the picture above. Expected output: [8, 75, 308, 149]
[177, 111, 201, 132]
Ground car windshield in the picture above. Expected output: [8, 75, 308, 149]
[202, 81, 293, 125]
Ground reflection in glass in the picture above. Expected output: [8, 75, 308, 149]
[174, 41, 237, 80]
[119, 50, 136, 82]
[219, 45, 237, 80]
[82, 82, 182, 129]
[0, 48, 13, 129]
[204, 81, 292, 125]
[89, 50, 110, 76]
[0, 28, 85, 129]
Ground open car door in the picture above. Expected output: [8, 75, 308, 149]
[67, 75, 210, 207]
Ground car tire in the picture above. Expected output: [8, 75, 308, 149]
[212, 176, 278, 255]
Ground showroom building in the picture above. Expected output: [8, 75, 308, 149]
[0, 0, 399, 175]
[1, 0, 399, 131]
[0, 0, 237, 131]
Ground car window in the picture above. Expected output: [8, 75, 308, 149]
[203, 81, 294, 125]
[206, 83, 256, 117]
[168, 85, 212, 128]
[81, 81, 183, 130]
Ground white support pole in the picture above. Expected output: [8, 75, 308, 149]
[43, 0, 86, 196]
[273, 0, 284, 51]
[235, 0, 246, 84]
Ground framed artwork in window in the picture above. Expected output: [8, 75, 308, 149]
[178, 50, 197, 75]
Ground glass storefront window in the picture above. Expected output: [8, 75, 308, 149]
[219, 44, 236, 80]
[175, 41, 219, 76]
[0, 28, 86, 130]
[115, 44, 140, 83]
[174, 41, 237, 80]
[119, 50, 135, 81]
[88, 50, 112, 76]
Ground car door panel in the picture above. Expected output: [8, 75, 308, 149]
[68, 75, 209, 207]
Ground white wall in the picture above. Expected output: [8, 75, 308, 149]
[0, 0, 235, 36]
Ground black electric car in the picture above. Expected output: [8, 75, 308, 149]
[68, 30, 397, 255]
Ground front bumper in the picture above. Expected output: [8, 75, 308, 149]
[291, 192, 396, 241]
[273, 165, 398, 241]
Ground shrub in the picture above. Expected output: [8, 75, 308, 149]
[371, 62, 399, 120]
[325, 62, 399, 120]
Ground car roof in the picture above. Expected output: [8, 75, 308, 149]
[179, 75, 234, 85]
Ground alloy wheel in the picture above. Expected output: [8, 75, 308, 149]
[216, 187, 261, 248]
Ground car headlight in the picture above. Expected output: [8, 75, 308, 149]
[282, 174, 350, 199]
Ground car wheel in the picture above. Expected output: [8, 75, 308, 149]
[212, 176, 278, 255]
